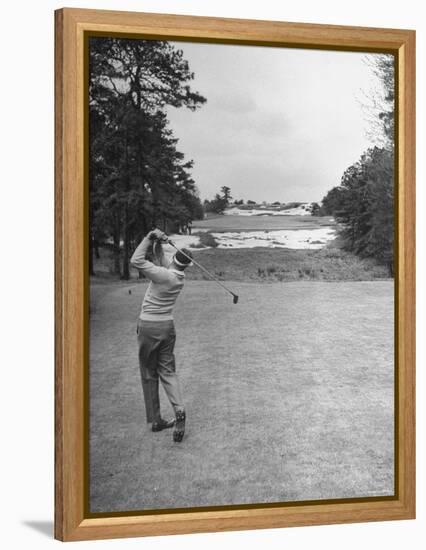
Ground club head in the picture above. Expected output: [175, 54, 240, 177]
[233, 294, 239, 304]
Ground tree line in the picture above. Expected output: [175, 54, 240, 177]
[89, 37, 206, 278]
[203, 186, 233, 214]
[320, 55, 395, 274]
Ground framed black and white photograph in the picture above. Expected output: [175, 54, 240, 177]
[55, 8, 415, 541]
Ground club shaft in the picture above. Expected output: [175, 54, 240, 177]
[167, 240, 236, 298]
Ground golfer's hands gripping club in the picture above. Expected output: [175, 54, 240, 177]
[148, 229, 168, 243]
[147, 228, 239, 305]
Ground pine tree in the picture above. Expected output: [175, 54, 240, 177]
[89, 37, 206, 277]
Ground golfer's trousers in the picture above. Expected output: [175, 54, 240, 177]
[137, 319, 184, 420]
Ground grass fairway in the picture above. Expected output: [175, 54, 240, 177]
[89, 279, 394, 512]
[193, 214, 335, 232]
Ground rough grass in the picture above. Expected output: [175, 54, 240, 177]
[185, 246, 390, 282]
[89, 279, 394, 512]
[93, 244, 390, 282]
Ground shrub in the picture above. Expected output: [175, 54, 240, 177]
[194, 231, 218, 248]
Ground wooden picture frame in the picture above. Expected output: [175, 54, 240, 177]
[55, 7, 415, 542]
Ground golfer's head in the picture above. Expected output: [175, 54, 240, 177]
[172, 248, 193, 270]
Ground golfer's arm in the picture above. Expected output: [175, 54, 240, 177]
[130, 238, 173, 283]
[155, 241, 170, 268]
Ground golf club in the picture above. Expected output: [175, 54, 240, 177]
[159, 236, 239, 304]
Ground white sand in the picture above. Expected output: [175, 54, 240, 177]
[167, 227, 336, 251]
[211, 228, 336, 250]
[164, 234, 201, 249]
[224, 204, 315, 217]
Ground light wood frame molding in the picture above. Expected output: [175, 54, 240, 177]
[54, 7, 415, 542]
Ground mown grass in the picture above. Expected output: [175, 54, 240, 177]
[89, 279, 394, 511]
[192, 214, 335, 232]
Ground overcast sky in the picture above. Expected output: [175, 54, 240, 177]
[166, 42, 385, 204]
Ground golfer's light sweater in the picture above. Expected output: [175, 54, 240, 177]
[130, 237, 185, 321]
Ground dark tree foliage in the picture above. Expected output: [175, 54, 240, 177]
[310, 202, 321, 216]
[204, 186, 233, 214]
[204, 194, 228, 214]
[89, 37, 206, 278]
[320, 55, 395, 275]
[220, 186, 232, 204]
[322, 148, 394, 274]
[320, 187, 347, 216]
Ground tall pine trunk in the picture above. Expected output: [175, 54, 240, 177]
[113, 234, 121, 276]
[94, 240, 100, 259]
[113, 211, 121, 276]
[122, 206, 131, 280]
[121, 130, 131, 280]
[89, 233, 95, 276]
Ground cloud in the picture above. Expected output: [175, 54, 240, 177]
[210, 91, 257, 114]
[166, 42, 378, 203]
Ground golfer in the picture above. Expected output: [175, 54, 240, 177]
[130, 229, 193, 443]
